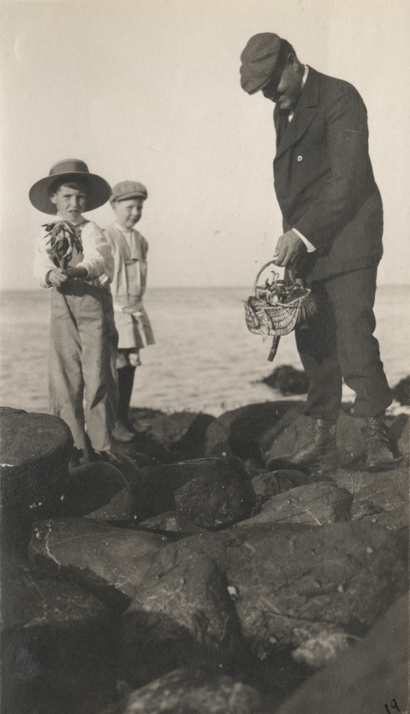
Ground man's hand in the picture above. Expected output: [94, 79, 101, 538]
[64, 266, 88, 280]
[47, 268, 68, 286]
[273, 230, 306, 267]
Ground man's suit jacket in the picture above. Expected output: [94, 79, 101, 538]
[273, 67, 383, 281]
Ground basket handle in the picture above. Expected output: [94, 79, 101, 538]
[253, 260, 283, 292]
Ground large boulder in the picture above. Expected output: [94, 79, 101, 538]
[237, 482, 352, 526]
[204, 402, 304, 464]
[252, 469, 327, 509]
[60, 462, 135, 523]
[173, 458, 256, 528]
[344, 468, 409, 531]
[262, 365, 309, 395]
[101, 668, 266, 714]
[391, 375, 410, 406]
[29, 518, 168, 608]
[273, 596, 408, 714]
[1, 558, 116, 714]
[0, 408, 73, 554]
[388, 413, 409, 457]
[145, 412, 216, 460]
[265, 411, 367, 469]
[138, 511, 205, 537]
[127, 457, 256, 527]
[119, 552, 247, 688]
[122, 523, 407, 663]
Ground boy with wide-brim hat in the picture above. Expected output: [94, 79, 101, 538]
[31, 159, 119, 464]
[103, 180, 155, 442]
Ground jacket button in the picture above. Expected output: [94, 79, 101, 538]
[297, 155, 303, 162]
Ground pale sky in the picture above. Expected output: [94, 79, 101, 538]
[1, 0, 409, 289]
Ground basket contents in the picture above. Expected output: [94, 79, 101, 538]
[244, 260, 317, 361]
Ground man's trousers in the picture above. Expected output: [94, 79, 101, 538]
[296, 264, 392, 423]
[48, 282, 118, 454]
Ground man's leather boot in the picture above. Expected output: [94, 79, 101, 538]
[365, 412, 395, 471]
[282, 417, 339, 473]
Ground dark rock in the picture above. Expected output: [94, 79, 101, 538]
[262, 365, 309, 395]
[391, 375, 410, 406]
[346, 469, 409, 531]
[147, 412, 216, 460]
[138, 511, 205, 536]
[29, 518, 168, 608]
[118, 451, 153, 470]
[204, 401, 304, 464]
[237, 482, 352, 526]
[258, 405, 306, 464]
[388, 413, 409, 456]
[101, 668, 266, 714]
[173, 457, 256, 529]
[123, 523, 407, 662]
[273, 596, 408, 714]
[120, 553, 248, 688]
[115, 437, 175, 466]
[265, 411, 367, 469]
[127, 457, 256, 527]
[1, 558, 116, 714]
[0, 409, 73, 555]
[128, 406, 167, 429]
[251, 469, 318, 509]
[60, 462, 135, 522]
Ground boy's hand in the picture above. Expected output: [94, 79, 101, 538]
[47, 268, 68, 286]
[64, 266, 88, 280]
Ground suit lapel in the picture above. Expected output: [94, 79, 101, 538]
[275, 67, 320, 159]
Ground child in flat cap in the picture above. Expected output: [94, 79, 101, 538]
[31, 159, 119, 464]
[103, 181, 155, 442]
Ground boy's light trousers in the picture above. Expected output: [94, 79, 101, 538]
[48, 282, 118, 455]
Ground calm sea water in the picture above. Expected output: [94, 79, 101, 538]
[0, 286, 409, 417]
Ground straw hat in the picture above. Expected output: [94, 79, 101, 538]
[29, 159, 112, 214]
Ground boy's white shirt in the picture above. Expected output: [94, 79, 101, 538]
[33, 214, 114, 288]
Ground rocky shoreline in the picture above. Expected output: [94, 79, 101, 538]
[0, 401, 408, 714]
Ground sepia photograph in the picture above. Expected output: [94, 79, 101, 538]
[0, 0, 409, 712]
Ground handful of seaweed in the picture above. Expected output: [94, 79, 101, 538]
[43, 220, 83, 270]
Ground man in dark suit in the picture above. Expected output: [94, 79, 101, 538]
[240, 32, 395, 471]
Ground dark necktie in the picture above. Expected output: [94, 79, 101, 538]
[277, 110, 290, 148]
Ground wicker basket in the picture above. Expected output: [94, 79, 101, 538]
[244, 260, 317, 337]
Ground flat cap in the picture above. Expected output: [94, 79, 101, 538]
[110, 180, 148, 203]
[240, 32, 285, 94]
